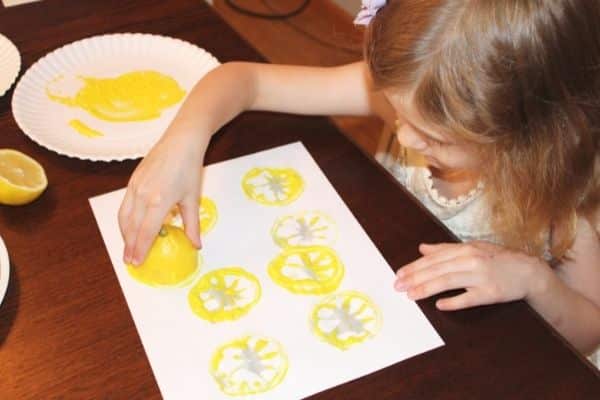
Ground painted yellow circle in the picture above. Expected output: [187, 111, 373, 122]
[126, 225, 201, 288]
[268, 246, 344, 295]
[241, 167, 304, 206]
[271, 211, 337, 248]
[210, 335, 288, 396]
[168, 196, 218, 235]
[311, 290, 382, 350]
[188, 267, 261, 323]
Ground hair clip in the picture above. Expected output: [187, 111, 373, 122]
[354, 0, 387, 26]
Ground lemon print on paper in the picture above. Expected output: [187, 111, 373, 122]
[126, 225, 200, 288]
[241, 167, 304, 206]
[210, 335, 288, 396]
[168, 196, 218, 235]
[311, 290, 382, 350]
[46, 70, 186, 138]
[268, 246, 344, 295]
[272, 211, 337, 248]
[0, 149, 47, 206]
[188, 267, 261, 323]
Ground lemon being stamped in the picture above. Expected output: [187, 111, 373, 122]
[271, 211, 337, 248]
[0, 149, 47, 205]
[268, 245, 344, 295]
[126, 225, 200, 288]
[241, 167, 304, 206]
[311, 290, 382, 350]
[188, 267, 261, 323]
[168, 196, 218, 235]
[210, 335, 288, 396]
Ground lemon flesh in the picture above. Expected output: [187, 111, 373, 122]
[127, 225, 199, 287]
[0, 149, 47, 205]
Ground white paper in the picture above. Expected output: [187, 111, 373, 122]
[89, 142, 444, 400]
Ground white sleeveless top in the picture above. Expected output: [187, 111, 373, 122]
[389, 148, 599, 368]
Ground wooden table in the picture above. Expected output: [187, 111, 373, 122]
[0, 1, 598, 398]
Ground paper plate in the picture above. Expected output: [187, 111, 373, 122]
[12, 33, 220, 161]
[0, 234, 9, 307]
[0, 33, 21, 97]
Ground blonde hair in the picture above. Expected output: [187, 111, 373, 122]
[366, 0, 600, 258]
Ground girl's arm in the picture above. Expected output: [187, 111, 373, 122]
[119, 61, 390, 265]
[528, 216, 600, 354]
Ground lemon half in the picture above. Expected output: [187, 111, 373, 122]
[0, 149, 47, 205]
[127, 225, 200, 287]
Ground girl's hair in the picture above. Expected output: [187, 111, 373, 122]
[366, 0, 600, 258]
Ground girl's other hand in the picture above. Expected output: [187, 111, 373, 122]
[118, 132, 206, 265]
[394, 241, 547, 310]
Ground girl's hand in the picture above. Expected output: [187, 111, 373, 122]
[394, 241, 546, 310]
[118, 132, 206, 265]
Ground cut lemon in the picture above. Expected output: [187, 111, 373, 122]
[271, 211, 337, 248]
[210, 335, 288, 396]
[168, 196, 218, 235]
[0, 149, 47, 205]
[311, 290, 382, 350]
[127, 225, 200, 287]
[241, 167, 304, 206]
[268, 246, 344, 295]
[188, 267, 261, 323]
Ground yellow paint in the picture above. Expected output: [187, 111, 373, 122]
[68, 119, 103, 138]
[126, 225, 201, 288]
[268, 245, 344, 295]
[241, 167, 304, 206]
[168, 196, 218, 235]
[46, 70, 186, 122]
[271, 211, 337, 248]
[311, 290, 382, 350]
[188, 267, 261, 323]
[210, 335, 288, 396]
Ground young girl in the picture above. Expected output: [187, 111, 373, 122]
[118, 0, 600, 362]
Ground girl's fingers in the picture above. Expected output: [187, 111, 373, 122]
[122, 196, 147, 264]
[118, 188, 134, 239]
[419, 242, 462, 255]
[179, 195, 201, 249]
[397, 243, 467, 278]
[130, 201, 171, 265]
[395, 255, 474, 291]
[436, 289, 488, 311]
[406, 271, 479, 301]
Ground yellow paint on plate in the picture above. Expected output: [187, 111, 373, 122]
[188, 267, 261, 323]
[68, 119, 103, 138]
[47, 70, 186, 122]
[268, 245, 344, 295]
[210, 335, 288, 396]
[241, 167, 304, 206]
[310, 290, 382, 350]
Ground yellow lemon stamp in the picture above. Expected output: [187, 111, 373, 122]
[241, 167, 304, 206]
[188, 267, 261, 323]
[268, 246, 344, 295]
[311, 290, 382, 350]
[271, 211, 337, 248]
[210, 335, 288, 396]
[169, 196, 218, 235]
[126, 225, 200, 288]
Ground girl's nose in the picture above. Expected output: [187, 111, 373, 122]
[396, 123, 427, 151]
